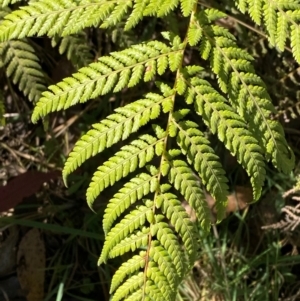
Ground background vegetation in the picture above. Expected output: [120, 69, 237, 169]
[1, 0, 300, 300]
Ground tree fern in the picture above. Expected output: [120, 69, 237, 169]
[0, 0, 297, 300]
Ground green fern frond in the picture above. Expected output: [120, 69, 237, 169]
[151, 221, 187, 278]
[235, 0, 300, 63]
[157, 0, 178, 18]
[235, 0, 247, 13]
[146, 264, 175, 300]
[150, 240, 179, 289]
[86, 134, 162, 208]
[124, 0, 148, 30]
[0, 0, 188, 42]
[99, 204, 154, 264]
[156, 191, 199, 268]
[0, 0, 117, 40]
[179, 0, 196, 17]
[142, 0, 193, 17]
[125, 290, 143, 301]
[112, 271, 171, 301]
[51, 33, 93, 68]
[192, 10, 294, 176]
[248, 0, 263, 25]
[182, 73, 267, 200]
[103, 173, 158, 234]
[165, 157, 213, 226]
[112, 273, 144, 301]
[18, 0, 297, 299]
[62, 93, 171, 185]
[0, 39, 47, 102]
[97, 160, 199, 300]
[170, 117, 228, 221]
[31, 41, 175, 123]
[110, 252, 146, 293]
[109, 228, 150, 259]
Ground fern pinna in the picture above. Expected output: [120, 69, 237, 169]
[0, 0, 296, 299]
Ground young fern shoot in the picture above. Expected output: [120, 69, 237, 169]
[0, 0, 296, 300]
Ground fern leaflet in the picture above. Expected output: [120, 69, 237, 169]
[62, 92, 172, 185]
[192, 10, 294, 175]
[0, 39, 47, 102]
[31, 41, 176, 122]
[86, 134, 163, 207]
[235, 0, 300, 63]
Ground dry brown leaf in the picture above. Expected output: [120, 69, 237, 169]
[207, 186, 253, 215]
[17, 228, 45, 301]
[226, 186, 253, 214]
[184, 186, 253, 222]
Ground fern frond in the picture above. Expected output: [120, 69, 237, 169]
[112, 274, 168, 301]
[156, 191, 199, 268]
[157, 0, 178, 18]
[0, 39, 47, 102]
[143, 0, 194, 18]
[151, 221, 187, 278]
[109, 228, 150, 259]
[99, 204, 153, 264]
[103, 173, 158, 234]
[165, 157, 213, 226]
[124, 0, 148, 30]
[0, 0, 117, 40]
[125, 290, 143, 301]
[110, 252, 146, 293]
[235, 0, 247, 13]
[235, 0, 300, 63]
[86, 134, 162, 208]
[179, 0, 196, 17]
[193, 11, 294, 176]
[265, 0, 300, 62]
[31, 41, 175, 123]
[146, 264, 175, 300]
[181, 72, 266, 200]
[248, 0, 263, 25]
[0, 0, 187, 42]
[112, 272, 144, 301]
[51, 33, 93, 68]
[150, 240, 179, 289]
[62, 92, 171, 185]
[170, 117, 228, 221]
[20, 0, 298, 299]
